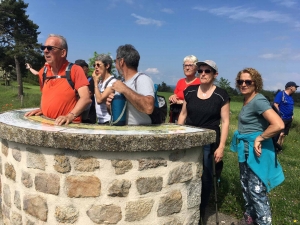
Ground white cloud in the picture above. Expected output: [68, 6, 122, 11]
[144, 68, 160, 74]
[259, 53, 282, 59]
[271, 0, 297, 8]
[259, 48, 300, 61]
[131, 13, 163, 26]
[161, 8, 174, 14]
[193, 6, 300, 29]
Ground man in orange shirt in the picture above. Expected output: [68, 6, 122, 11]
[25, 34, 91, 125]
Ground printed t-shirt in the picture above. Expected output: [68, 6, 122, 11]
[274, 91, 294, 120]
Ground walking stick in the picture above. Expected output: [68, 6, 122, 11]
[212, 156, 219, 225]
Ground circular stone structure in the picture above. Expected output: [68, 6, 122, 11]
[0, 109, 216, 225]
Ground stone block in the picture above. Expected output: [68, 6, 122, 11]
[5, 162, 16, 181]
[74, 156, 99, 172]
[14, 190, 21, 210]
[54, 154, 71, 173]
[111, 159, 132, 175]
[138, 157, 167, 171]
[125, 199, 154, 222]
[26, 147, 46, 170]
[55, 205, 79, 224]
[23, 194, 48, 222]
[87, 204, 122, 224]
[3, 183, 11, 207]
[163, 217, 183, 225]
[12, 147, 21, 162]
[157, 190, 182, 217]
[11, 211, 22, 225]
[108, 179, 131, 197]
[136, 176, 163, 195]
[66, 175, 101, 198]
[187, 179, 201, 209]
[2, 204, 10, 219]
[35, 173, 60, 195]
[21, 171, 33, 188]
[168, 163, 193, 184]
[1, 139, 9, 156]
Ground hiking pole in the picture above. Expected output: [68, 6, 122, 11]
[212, 156, 219, 225]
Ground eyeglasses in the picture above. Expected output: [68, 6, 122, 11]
[183, 64, 194, 68]
[40, 45, 63, 51]
[113, 57, 121, 63]
[93, 63, 103, 68]
[237, 80, 253, 86]
[198, 69, 212, 74]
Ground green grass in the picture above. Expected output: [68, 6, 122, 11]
[1, 85, 299, 224]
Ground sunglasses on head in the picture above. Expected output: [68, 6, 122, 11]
[198, 69, 212, 74]
[93, 63, 103, 68]
[40, 45, 63, 51]
[237, 80, 253, 86]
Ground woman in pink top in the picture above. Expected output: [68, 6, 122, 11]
[168, 55, 200, 122]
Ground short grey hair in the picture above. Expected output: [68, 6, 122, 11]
[95, 54, 113, 73]
[183, 55, 198, 64]
[48, 34, 68, 56]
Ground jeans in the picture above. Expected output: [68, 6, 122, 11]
[239, 161, 272, 225]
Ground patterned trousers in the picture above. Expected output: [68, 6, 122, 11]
[239, 161, 272, 225]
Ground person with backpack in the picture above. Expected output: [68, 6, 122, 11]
[75, 59, 97, 124]
[177, 60, 230, 224]
[106, 44, 155, 125]
[92, 54, 116, 124]
[25, 34, 91, 125]
[168, 55, 200, 123]
[273, 81, 299, 149]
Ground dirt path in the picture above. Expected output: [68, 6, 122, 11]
[204, 206, 239, 225]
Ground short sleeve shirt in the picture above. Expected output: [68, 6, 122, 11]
[174, 78, 200, 100]
[238, 94, 271, 134]
[274, 91, 294, 120]
[124, 73, 155, 125]
[184, 85, 229, 129]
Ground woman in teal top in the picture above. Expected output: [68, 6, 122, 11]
[231, 68, 284, 225]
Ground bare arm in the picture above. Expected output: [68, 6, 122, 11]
[214, 101, 230, 163]
[177, 100, 187, 125]
[273, 102, 280, 112]
[112, 80, 154, 114]
[254, 108, 284, 157]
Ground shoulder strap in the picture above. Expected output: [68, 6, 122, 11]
[65, 63, 74, 89]
[42, 63, 74, 89]
[104, 76, 115, 89]
[134, 73, 148, 91]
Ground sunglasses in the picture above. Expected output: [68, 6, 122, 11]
[93, 63, 103, 68]
[40, 45, 63, 51]
[237, 80, 253, 86]
[198, 69, 212, 74]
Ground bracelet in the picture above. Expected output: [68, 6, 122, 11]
[260, 134, 266, 140]
[68, 112, 77, 118]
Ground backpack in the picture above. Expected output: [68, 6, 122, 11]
[134, 73, 167, 124]
[43, 63, 74, 89]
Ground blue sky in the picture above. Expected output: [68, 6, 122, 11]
[25, 0, 300, 91]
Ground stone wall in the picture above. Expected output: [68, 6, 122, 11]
[1, 138, 203, 225]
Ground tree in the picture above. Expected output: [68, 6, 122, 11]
[157, 81, 172, 92]
[88, 51, 117, 78]
[0, 0, 41, 96]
